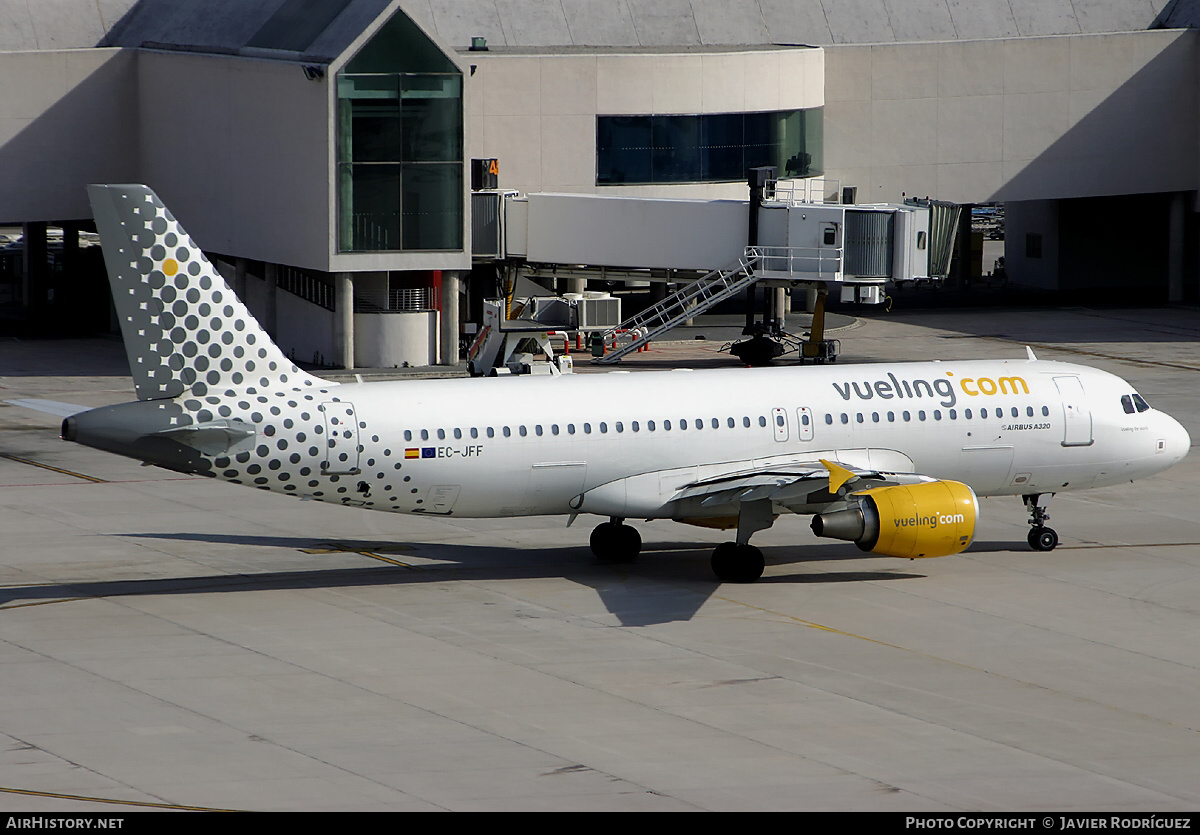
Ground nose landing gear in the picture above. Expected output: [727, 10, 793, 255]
[1023, 494, 1059, 552]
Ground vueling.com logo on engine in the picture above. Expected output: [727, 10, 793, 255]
[895, 512, 967, 529]
[832, 372, 1029, 408]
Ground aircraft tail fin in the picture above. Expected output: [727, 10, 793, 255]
[87, 184, 327, 401]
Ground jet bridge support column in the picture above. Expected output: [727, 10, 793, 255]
[438, 270, 466, 366]
[334, 272, 354, 369]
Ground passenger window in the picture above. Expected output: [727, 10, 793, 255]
[758, 416, 767, 427]
[727, 417, 736, 428]
[1041, 406, 1050, 417]
[712, 418, 719, 429]
[487, 427, 495, 438]
[743, 417, 751, 428]
[918, 411, 926, 421]
[664, 420, 672, 430]
[648, 420, 656, 431]
[519, 426, 527, 437]
[453, 428, 462, 439]
[568, 424, 577, 435]
[1026, 406, 1034, 417]
[678, 419, 686, 431]
[1011, 407, 1018, 418]
[404, 430, 412, 442]
[825, 414, 833, 425]
[632, 421, 639, 432]
[470, 428, 479, 439]
[949, 409, 956, 419]
[421, 429, 429, 440]
[696, 419, 704, 429]
[871, 412, 879, 423]
[856, 413, 864, 423]
[965, 408, 972, 419]
[503, 426, 511, 437]
[841, 413, 849, 424]
[933, 410, 942, 421]
[887, 411, 895, 422]
[535, 425, 543, 436]
[903, 411, 911, 421]
[776, 415, 785, 427]
[437, 429, 446, 440]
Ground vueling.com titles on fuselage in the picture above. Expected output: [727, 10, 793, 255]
[831, 373, 1030, 409]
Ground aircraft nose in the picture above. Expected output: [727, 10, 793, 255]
[1162, 414, 1191, 464]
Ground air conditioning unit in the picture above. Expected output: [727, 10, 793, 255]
[577, 295, 620, 330]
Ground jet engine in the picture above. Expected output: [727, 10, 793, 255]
[810, 480, 978, 559]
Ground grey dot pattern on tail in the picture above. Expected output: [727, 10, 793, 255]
[106, 186, 321, 401]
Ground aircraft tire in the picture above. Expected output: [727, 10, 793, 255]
[591, 521, 641, 563]
[711, 542, 765, 583]
[1028, 527, 1059, 552]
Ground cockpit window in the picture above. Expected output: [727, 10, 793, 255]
[1121, 395, 1135, 414]
[1133, 394, 1150, 413]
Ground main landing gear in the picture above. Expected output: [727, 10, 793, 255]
[1023, 493, 1059, 552]
[710, 498, 774, 583]
[710, 542, 765, 584]
[590, 518, 641, 563]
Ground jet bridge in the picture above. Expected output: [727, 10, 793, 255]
[472, 176, 954, 363]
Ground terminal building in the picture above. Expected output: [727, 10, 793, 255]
[1, 0, 1198, 367]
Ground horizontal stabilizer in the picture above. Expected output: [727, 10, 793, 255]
[4, 399, 88, 418]
[154, 418, 256, 455]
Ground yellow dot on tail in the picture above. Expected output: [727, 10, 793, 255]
[162, 258, 178, 277]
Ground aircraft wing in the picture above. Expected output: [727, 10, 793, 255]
[4, 399, 89, 418]
[668, 456, 933, 513]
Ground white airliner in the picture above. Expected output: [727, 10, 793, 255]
[48, 185, 1192, 582]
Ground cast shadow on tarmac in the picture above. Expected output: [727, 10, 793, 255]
[0, 532, 930, 627]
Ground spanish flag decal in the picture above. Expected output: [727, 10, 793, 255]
[405, 448, 420, 459]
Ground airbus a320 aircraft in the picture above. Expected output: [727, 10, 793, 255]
[54, 185, 1190, 582]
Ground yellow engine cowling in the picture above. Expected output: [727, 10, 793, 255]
[811, 480, 978, 558]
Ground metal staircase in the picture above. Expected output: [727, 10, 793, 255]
[593, 247, 763, 364]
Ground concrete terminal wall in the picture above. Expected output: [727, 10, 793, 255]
[822, 29, 1198, 205]
[0, 48, 137, 223]
[137, 50, 334, 271]
[464, 47, 824, 200]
